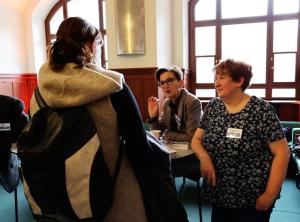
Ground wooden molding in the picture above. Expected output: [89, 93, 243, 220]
[111, 67, 157, 121]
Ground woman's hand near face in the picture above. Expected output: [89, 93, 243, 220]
[191, 128, 216, 187]
[147, 96, 159, 118]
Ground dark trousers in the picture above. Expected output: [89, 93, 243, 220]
[211, 204, 275, 222]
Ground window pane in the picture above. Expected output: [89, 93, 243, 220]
[68, 0, 100, 28]
[196, 57, 215, 83]
[195, 0, 216, 21]
[222, 0, 267, 18]
[273, 20, 298, 52]
[274, 0, 299, 14]
[222, 23, 267, 84]
[272, 89, 296, 98]
[102, 0, 107, 29]
[196, 89, 216, 98]
[195, 26, 215, 56]
[245, 89, 266, 98]
[274, 53, 296, 82]
[50, 7, 63, 34]
[104, 35, 108, 66]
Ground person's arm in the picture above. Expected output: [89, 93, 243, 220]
[147, 96, 159, 119]
[147, 96, 159, 130]
[255, 138, 290, 211]
[191, 128, 216, 186]
[0, 98, 28, 148]
[165, 99, 201, 142]
[11, 99, 28, 141]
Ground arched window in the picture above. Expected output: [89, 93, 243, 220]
[45, 0, 108, 68]
[189, 0, 300, 100]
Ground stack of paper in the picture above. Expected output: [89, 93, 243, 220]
[167, 142, 190, 150]
[165, 147, 177, 158]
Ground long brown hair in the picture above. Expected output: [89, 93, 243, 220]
[48, 17, 101, 72]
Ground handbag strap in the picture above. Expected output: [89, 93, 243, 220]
[34, 87, 47, 109]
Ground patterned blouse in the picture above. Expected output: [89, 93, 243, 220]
[199, 96, 284, 208]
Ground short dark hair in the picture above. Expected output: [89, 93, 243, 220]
[213, 59, 253, 91]
[155, 65, 183, 82]
[48, 17, 101, 72]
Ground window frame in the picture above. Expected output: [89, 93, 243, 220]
[45, 0, 107, 67]
[188, 0, 300, 100]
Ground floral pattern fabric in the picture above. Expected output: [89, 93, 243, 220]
[199, 96, 284, 208]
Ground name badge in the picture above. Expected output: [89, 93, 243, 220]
[0, 123, 11, 131]
[226, 128, 242, 139]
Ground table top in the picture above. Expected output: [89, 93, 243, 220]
[164, 142, 194, 159]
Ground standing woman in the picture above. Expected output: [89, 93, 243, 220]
[191, 59, 290, 222]
[26, 17, 187, 222]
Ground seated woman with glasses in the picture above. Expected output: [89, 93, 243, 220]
[147, 65, 202, 142]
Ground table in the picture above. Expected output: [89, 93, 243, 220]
[164, 142, 194, 159]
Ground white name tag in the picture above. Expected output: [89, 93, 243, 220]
[0, 123, 11, 131]
[226, 128, 242, 139]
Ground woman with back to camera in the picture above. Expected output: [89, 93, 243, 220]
[191, 59, 290, 222]
[27, 17, 188, 222]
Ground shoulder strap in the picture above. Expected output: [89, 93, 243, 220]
[34, 86, 123, 181]
[34, 87, 47, 108]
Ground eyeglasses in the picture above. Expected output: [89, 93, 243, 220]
[158, 78, 177, 87]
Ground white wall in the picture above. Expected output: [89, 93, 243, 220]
[106, 0, 158, 68]
[30, 0, 59, 72]
[0, 0, 188, 73]
[156, 0, 172, 68]
[0, 6, 27, 73]
[172, 0, 189, 69]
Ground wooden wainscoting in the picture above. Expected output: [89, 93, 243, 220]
[0, 74, 37, 113]
[0, 69, 158, 119]
[269, 101, 300, 121]
[1, 71, 299, 121]
[112, 67, 158, 121]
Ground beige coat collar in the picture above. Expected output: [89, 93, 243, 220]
[38, 63, 123, 108]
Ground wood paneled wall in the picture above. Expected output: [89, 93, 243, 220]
[1, 71, 299, 122]
[269, 101, 300, 121]
[0, 74, 37, 113]
[200, 100, 300, 121]
[0, 69, 158, 120]
[113, 67, 158, 121]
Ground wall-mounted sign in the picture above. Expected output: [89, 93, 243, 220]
[115, 0, 145, 55]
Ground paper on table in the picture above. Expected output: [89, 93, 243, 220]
[167, 142, 190, 150]
[164, 146, 177, 158]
